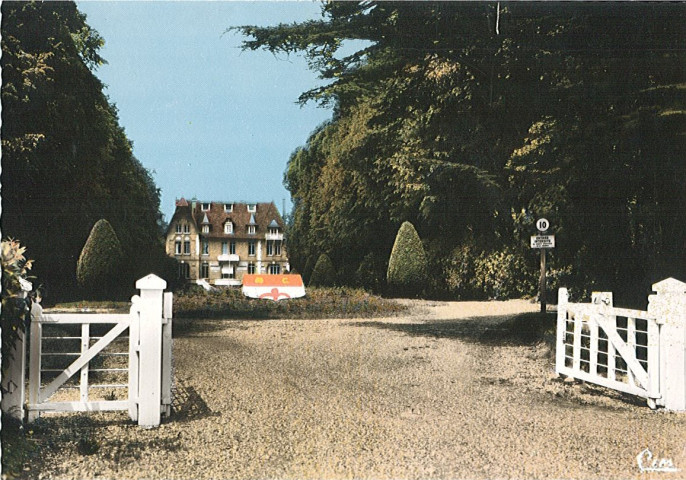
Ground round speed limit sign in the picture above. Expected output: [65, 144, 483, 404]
[536, 218, 550, 232]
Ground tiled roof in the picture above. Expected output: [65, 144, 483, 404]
[169, 200, 285, 239]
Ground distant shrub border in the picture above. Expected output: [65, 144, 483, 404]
[173, 286, 407, 319]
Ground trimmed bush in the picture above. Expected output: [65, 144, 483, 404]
[76, 219, 124, 299]
[309, 253, 336, 287]
[386, 221, 428, 297]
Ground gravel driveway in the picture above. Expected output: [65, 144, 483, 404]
[25, 300, 686, 479]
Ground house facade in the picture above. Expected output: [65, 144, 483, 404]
[165, 198, 289, 286]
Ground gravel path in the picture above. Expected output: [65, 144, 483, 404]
[25, 300, 686, 479]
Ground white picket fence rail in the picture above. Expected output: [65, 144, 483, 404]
[556, 278, 686, 411]
[2, 274, 173, 428]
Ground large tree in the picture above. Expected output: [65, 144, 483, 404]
[1, 1, 172, 301]
[240, 2, 686, 300]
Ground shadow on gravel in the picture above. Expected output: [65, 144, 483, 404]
[171, 381, 220, 423]
[173, 318, 252, 338]
[351, 312, 557, 347]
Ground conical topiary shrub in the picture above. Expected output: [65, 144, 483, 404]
[386, 221, 428, 297]
[309, 253, 336, 287]
[76, 219, 124, 299]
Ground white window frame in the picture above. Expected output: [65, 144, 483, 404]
[175, 224, 182, 234]
[248, 263, 256, 274]
[224, 222, 233, 234]
[201, 262, 209, 279]
[201, 202, 210, 211]
[202, 225, 209, 234]
[183, 224, 190, 234]
[248, 240, 256, 256]
[248, 225, 256, 235]
[183, 240, 191, 255]
[274, 241, 282, 256]
[224, 204, 233, 213]
[269, 264, 281, 274]
[202, 240, 209, 256]
[247, 204, 256, 213]
[229, 240, 236, 255]
[267, 241, 274, 256]
[175, 241, 182, 255]
[222, 241, 228, 255]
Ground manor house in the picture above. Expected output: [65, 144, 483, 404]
[166, 198, 289, 286]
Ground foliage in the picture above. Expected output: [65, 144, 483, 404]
[173, 286, 406, 320]
[1, 239, 34, 369]
[444, 242, 536, 300]
[354, 251, 386, 292]
[237, 2, 686, 300]
[1, 2, 168, 302]
[386, 221, 428, 297]
[309, 253, 337, 287]
[76, 219, 124, 299]
[302, 255, 316, 285]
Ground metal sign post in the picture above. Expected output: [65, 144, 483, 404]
[532, 218, 554, 313]
[539, 248, 547, 313]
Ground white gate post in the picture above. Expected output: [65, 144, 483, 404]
[648, 278, 686, 411]
[128, 295, 142, 422]
[1, 329, 27, 422]
[555, 288, 569, 376]
[161, 292, 173, 417]
[27, 302, 44, 422]
[136, 274, 167, 427]
[1, 282, 33, 422]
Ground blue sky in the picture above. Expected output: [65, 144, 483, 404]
[77, 1, 334, 223]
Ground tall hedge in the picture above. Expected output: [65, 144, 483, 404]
[309, 253, 336, 287]
[76, 219, 124, 298]
[302, 255, 316, 285]
[387, 221, 428, 297]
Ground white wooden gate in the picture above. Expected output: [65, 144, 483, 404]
[556, 278, 686, 411]
[7, 274, 173, 428]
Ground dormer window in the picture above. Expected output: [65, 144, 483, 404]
[200, 213, 210, 234]
[224, 203, 233, 213]
[248, 225, 256, 235]
[175, 223, 182, 234]
[183, 224, 190, 234]
[201, 202, 210, 211]
[247, 204, 256, 213]
[224, 222, 233, 234]
[268, 227, 279, 236]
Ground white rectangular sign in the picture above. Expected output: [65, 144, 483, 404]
[531, 235, 555, 249]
